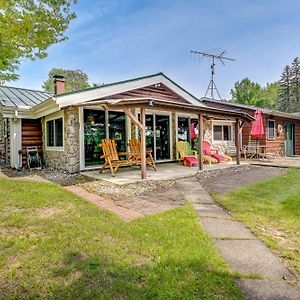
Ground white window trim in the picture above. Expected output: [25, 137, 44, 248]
[45, 111, 64, 151]
[267, 119, 276, 141]
[212, 121, 234, 142]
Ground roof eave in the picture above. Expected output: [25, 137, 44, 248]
[82, 98, 254, 122]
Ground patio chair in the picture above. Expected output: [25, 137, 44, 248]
[242, 140, 259, 159]
[128, 139, 157, 170]
[177, 141, 217, 165]
[99, 139, 136, 176]
[27, 146, 42, 170]
[177, 141, 197, 162]
[202, 141, 231, 163]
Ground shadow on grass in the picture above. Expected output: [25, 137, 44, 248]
[44, 251, 243, 299]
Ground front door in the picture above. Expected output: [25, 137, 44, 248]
[285, 123, 295, 156]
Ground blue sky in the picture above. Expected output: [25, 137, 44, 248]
[9, 0, 300, 99]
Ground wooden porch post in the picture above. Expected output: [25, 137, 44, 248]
[122, 108, 147, 179]
[140, 107, 147, 179]
[105, 109, 109, 138]
[235, 118, 241, 165]
[198, 114, 204, 171]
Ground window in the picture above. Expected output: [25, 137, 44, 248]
[213, 125, 232, 141]
[46, 117, 63, 148]
[268, 120, 275, 140]
[178, 117, 189, 141]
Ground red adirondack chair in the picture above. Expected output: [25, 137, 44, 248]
[202, 141, 230, 163]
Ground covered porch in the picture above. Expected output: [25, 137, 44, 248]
[78, 98, 253, 180]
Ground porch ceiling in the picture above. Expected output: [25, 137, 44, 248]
[81, 98, 255, 122]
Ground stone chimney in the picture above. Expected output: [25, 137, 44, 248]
[53, 74, 65, 94]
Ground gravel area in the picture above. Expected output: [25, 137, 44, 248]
[81, 179, 176, 200]
[0, 167, 95, 186]
[0, 167, 176, 195]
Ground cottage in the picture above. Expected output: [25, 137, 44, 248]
[0, 73, 253, 178]
[202, 98, 300, 156]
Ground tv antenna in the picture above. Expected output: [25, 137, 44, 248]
[191, 50, 235, 99]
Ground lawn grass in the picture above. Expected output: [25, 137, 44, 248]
[0, 178, 244, 299]
[214, 169, 300, 279]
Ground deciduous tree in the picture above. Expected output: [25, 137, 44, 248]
[42, 68, 90, 93]
[0, 0, 76, 82]
[230, 78, 263, 106]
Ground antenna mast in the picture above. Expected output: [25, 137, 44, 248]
[191, 50, 235, 99]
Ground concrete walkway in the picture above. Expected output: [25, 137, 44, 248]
[248, 156, 300, 169]
[177, 178, 300, 300]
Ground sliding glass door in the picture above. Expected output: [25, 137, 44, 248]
[140, 113, 171, 161]
[83, 108, 171, 168]
[155, 115, 170, 160]
[84, 109, 126, 167]
[109, 111, 126, 152]
[84, 109, 105, 167]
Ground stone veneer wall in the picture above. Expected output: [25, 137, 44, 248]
[203, 119, 213, 143]
[43, 106, 80, 173]
[0, 115, 9, 163]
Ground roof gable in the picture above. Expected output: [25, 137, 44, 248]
[104, 83, 190, 104]
[56, 73, 204, 108]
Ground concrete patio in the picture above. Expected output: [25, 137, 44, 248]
[247, 155, 300, 169]
[82, 161, 248, 185]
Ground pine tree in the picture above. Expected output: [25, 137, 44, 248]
[290, 57, 300, 110]
[278, 65, 292, 112]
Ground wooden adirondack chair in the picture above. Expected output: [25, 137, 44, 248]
[177, 141, 217, 165]
[99, 139, 135, 176]
[177, 141, 197, 162]
[128, 139, 157, 170]
[202, 141, 231, 163]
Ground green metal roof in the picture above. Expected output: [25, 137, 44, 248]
[0, 85, 51, 108]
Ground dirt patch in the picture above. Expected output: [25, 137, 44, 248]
[35, 207, 63, 219]
[196, 165, 286, 194]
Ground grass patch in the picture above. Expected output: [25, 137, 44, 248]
[0, 178, 244, 299]
[214, 169, 300, 279]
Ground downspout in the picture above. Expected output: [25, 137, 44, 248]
[10, 111, 22, 169]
